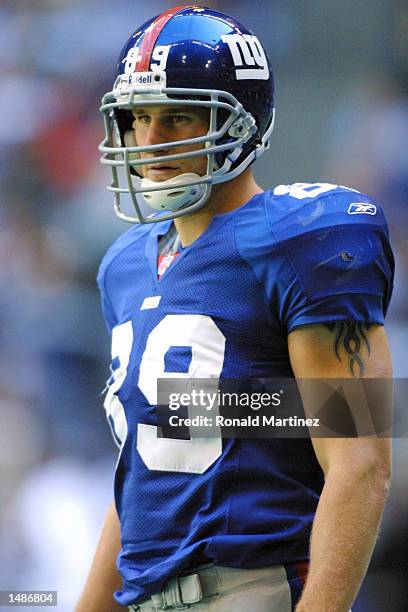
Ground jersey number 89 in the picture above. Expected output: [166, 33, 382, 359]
[105, 315, 226, 474]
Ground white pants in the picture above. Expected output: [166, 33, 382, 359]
[129, 563, 301, 611]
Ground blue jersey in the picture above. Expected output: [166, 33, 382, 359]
[97, 183, 394, 606]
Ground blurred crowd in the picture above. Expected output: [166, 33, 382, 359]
[0, 1, 407, 610]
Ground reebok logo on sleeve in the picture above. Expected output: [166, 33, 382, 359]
[347, 203, 377, 215]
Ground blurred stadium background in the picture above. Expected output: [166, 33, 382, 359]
[0, 1, 407, 610]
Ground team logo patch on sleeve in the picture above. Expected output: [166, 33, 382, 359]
[347, 203, 377, 215]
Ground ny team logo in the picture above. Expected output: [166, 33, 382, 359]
[221, 34, 269, 80]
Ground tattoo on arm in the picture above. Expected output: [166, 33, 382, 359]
[324, 322, 371, 377]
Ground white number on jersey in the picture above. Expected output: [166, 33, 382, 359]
[273, 182, 360, 200]
[106, 315, 226, 474]
[104, 321, 133, 446]
[273, 183, 339, 200]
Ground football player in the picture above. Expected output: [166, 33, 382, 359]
[76, 6, 394, 612]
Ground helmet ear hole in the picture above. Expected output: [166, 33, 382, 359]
[123, 130, 143, 177]
[114, 109, 134, 145]
[124, 131, 136, 147]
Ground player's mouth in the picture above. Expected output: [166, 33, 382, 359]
[147, 165, 181, 178]
[149, 164, 179, 170]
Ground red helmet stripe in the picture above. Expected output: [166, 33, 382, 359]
[136, 5, 191, 72]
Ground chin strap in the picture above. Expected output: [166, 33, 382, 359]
[140, 173, 206, 211]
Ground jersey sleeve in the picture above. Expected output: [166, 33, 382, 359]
[270, 191, 395, 332]
[97, 264, 118, 333]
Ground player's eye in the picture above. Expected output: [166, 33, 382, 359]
[133, 114, 151, 125]
[167, 114, 190, 125]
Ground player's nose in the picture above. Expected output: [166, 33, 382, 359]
[144, 118, 169, 147]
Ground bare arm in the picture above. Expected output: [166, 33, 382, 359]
[288, 323, 392, 612]
[75, 501, 125, 612]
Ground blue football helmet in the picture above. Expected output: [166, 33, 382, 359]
[100, 5, 275, 223]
